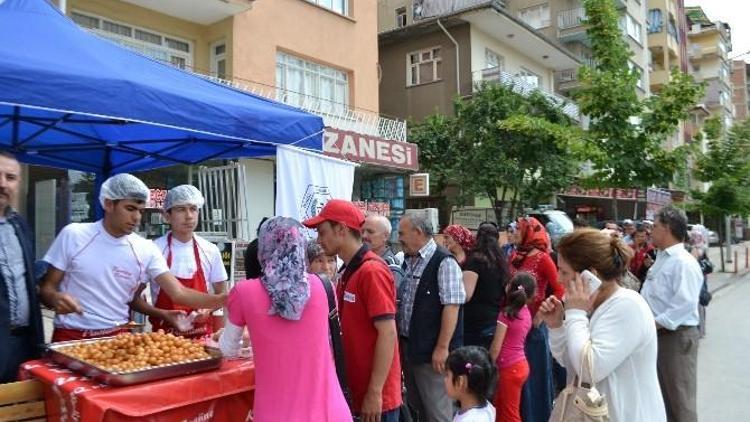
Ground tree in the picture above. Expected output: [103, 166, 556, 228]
[410, 82, 584, 223]
[574, 0, 704, 217]
[692, 117, 750, 218]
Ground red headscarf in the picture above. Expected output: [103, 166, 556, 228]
[442, 224, 476, 254]
[512, 216, 551, 267]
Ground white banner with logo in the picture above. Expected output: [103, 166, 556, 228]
[275, 145, 355, 231]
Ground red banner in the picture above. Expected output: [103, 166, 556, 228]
[323, 128, 419, 170]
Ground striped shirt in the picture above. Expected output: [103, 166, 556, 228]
[0, 215, 29, 327]
[398, 239, 465, 336]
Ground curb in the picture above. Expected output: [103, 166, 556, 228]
[709, 269, 750, 294]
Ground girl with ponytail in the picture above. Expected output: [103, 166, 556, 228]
[538, 229, 666, 422]
[489, 272, 536, 422]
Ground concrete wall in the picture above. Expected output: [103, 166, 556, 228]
[379, 23, 473, 121]
[233, 0, 379, 112]
[378, 0, 412, 33]
[469, 26, 554, 91]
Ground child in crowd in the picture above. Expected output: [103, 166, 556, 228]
[489, 272, 536, 422]
[444, 346, 497, 422]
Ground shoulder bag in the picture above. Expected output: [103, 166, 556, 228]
[550, 341, 610, 422]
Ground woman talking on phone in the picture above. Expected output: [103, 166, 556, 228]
[538, 229, 666, 422]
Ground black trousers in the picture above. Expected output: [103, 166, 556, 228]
[1, 331, 34, 383]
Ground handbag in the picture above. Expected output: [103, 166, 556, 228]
[550, 341, 609, 422]
[317, 274, 354, 411]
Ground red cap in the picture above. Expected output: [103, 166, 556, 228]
[302, 199, 365, 231]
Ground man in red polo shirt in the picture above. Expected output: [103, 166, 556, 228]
[304, 200, 402, 422]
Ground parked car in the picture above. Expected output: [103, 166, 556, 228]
[526, 208, 574, 246]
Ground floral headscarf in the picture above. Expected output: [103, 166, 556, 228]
[443, 224, 476, 254]
[258, 217, 310, 320]
[512, 216, 551, 267]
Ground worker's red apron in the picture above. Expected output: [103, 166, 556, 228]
[51, 326, 129, 342]
[149, 233, 211, 339]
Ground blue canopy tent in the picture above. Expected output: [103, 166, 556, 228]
[0, 0, 324, 215]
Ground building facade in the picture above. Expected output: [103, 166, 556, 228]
[378, 0, 580, 122]
[686, 6, 734, 130]
[504, 0, 651, 98]
[24, 0, 416, 264]
[732, 60, 749, 121]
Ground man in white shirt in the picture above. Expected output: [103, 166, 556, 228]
[39, 174, 226, 342]
[641, 206, 703, 422]
[150, 185, 227, 338]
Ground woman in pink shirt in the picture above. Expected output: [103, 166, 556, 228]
[489, 272, 536, 422]
[218, 217, 351, 422]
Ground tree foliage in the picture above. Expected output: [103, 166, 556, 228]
[410, 82, 584, 220]
[692, 117, 750, 217]
[575, 0, 704, 189]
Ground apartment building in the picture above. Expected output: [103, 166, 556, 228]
[44, 0, 416, 245]
[378, 0, 580, 123]
[504, 0, 650, 97]
[732, 60, 748, 121]
[686, 6, 733, 130]
[647, 0, 687, 92]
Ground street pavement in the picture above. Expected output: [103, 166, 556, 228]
[697, 268, 750, 421]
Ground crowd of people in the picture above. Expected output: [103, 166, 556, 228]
[0, 148, 712, 421]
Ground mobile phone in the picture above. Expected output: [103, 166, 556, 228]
[580, 270, 602, 295]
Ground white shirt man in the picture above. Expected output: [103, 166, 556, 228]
[640, 206, 702, 422]
[44, 220, 169, 331]
[40, 174, 225, 341]
[151, 235, 227, 299]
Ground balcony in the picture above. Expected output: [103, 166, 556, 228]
[198, 74, 408, 142]
[474, 68, 580, 121]
[689, 44, 727, 61]
[120, 0, 254, 25]
[557, 7, 589, 43]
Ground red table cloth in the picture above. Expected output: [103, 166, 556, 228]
[20, 357, 255, 422]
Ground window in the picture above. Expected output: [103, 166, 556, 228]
[621, 14, 643, 44]
[396, 7, 407, 28]
[211, 42, 227, 79]
[485, 49, 504, 70]
[276, 51, 349, 114]
[628, 61, 644, 89]
[71, 11, 192, 69]
[519, 3, 551, 29]
[406, 47, 442, 86]
[517, 68, 541, 88]
[647, 9, 662, 34]
[306, 0, 348, 16]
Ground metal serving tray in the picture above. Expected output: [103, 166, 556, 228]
[47, 337, 223, 386]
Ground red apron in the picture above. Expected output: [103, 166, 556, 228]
[149, 233, 211, 339]
[51, 326, 129, 342]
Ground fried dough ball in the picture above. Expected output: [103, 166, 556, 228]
[58, 332, 212, 373]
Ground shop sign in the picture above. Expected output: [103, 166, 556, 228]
[451, 208, 496, 230]
[213, 240, 235, 284]
[353, 201, 391, 216]
[646, 188, 672, 206]
[148, 188, 167, 209]
[323, 128, 419, 170]
[409, 173, 430, 197]
[563, 186, 639, 200]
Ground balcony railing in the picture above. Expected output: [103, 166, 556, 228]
[558, 7, 586, 30]
[474, 68, 580, 121]
[200, 74, 408, 142]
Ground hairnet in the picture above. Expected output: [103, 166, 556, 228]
[98, 173, 150, 207]
[164, 185, 205, 211]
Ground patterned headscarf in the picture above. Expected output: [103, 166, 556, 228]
[512, 216, 551, 267]
[258, 217, 310, 321]
[443, 224, 476, 254]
